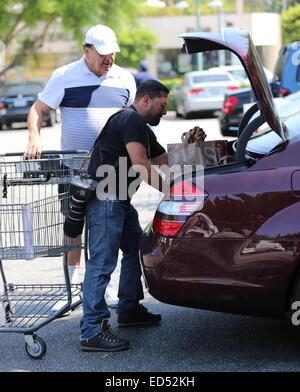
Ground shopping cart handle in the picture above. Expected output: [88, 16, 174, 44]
[0, 150, 89, 157]
[43, 150, 89, 156]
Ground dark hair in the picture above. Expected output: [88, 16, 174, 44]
[83, 43, 93, 48]
[135, 80, 169, 101]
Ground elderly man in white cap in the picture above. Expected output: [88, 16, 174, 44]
[25, 25, 136, 311]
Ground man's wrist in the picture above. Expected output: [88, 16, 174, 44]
[29, 130, 40, 140]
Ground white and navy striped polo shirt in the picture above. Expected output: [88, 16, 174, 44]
[38, 58, 136, 151]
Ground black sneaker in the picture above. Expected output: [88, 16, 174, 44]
[118, 304, 161, 327]
[80, 319, 129, 352]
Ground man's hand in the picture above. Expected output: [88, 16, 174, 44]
[24, 136, 43, 159]
[25, 100, 51, 159]
[186, 126, 206, 143]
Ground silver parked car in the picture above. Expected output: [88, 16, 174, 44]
[174, 69, 241, 119]
[210, 65, 273, 85]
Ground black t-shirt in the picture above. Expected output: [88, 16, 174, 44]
[88, 106, 165, 199]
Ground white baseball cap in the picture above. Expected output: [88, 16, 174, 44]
[84, 24, 120, 55]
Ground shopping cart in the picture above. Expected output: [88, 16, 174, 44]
[0, 151, 89, 359]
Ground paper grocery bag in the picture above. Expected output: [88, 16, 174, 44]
[167, 139, 228, 167]
[201, 140, 228, 166]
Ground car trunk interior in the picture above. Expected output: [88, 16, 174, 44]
[203, 139, 252, 175]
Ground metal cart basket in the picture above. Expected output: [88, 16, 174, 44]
[0, 151, 89, 359]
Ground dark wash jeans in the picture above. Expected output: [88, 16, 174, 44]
[80, 197, 144, 341]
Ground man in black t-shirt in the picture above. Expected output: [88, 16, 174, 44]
[80, 80, 205, 352]
[88, 100, 167, 199]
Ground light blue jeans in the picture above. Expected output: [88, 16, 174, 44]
[80, 197, 144, 341]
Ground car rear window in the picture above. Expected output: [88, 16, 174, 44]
[192, 74, 231, 83]
[246, 111, 300, 157]
[230, 69, 247, 80]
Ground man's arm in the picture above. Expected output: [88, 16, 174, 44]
[25, 70, 64, 159]
[126, 126, 206, 192]
[126, 142, 169, 194]
[25, 100, 52, 158]
[151, 152, 168, 166]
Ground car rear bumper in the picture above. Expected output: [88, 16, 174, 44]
[219, 115, 240, 136]
[186, 97, 224, 112]
[219, 121, 239, 136]
[140, 226, 289, 318]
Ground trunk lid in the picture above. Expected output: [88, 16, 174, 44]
[179, 28, 286, 141]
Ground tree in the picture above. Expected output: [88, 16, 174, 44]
[116, 26, 158, 68]
[0, 0, 157, 78]
[278, 0, 300, 12]
[282, 3, 300, 43]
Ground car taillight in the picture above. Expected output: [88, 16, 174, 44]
[170, 181, 206, 199]
[226, 86, 240, 91]
[222, 96, 239, 115]
[188, 88, 204, 96]
[153, 219, 184, 237]
[279, 87, 291, 97]
[153, 180, 208, 237]
[0, 101, 5, 109]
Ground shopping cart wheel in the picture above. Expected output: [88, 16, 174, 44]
[24, 335, 47, 360]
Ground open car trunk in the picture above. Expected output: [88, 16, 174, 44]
[179, 28, 285, 140]
[174, 28, 287, 167]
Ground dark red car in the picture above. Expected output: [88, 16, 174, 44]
[140, 28, 300, 324]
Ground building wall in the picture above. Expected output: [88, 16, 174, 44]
[250, 13, 282, 69]
[140, 12, 281, 74]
